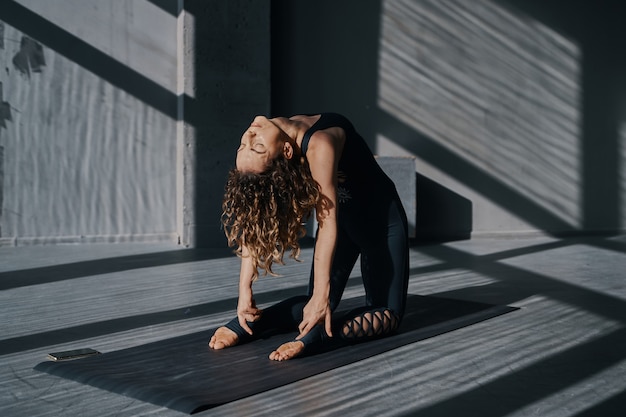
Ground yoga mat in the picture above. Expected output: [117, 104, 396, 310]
[35, 295, 517, 414]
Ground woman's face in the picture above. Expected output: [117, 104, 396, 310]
[236, 116, 288, 173]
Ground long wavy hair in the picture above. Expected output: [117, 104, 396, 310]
[222, 156, 320, 279]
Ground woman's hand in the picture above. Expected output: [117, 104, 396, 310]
[297, 295, 333, 339]
[236, 245, 262, 335]
[237, 290, 262, 335]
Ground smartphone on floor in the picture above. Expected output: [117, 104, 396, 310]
[47, 348, 101, 361]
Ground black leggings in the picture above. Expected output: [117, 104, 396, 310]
[224, 196, 409, 354]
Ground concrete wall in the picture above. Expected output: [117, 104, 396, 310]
[2, 0, 623, 247]
[0, 0, 271, 247]
[181, 0, 271, 247]
[272, 0, 626, 240]
[0, 0, 179, 245]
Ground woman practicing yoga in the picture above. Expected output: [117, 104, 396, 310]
[209, 113, 409, 361]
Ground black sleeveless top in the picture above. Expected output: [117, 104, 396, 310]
[300, 113, 397, 204]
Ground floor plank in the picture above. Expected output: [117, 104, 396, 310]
[1, 235, 625, 416]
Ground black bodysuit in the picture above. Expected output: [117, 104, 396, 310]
[225, 113, 409, 353]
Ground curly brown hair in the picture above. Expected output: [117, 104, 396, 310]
[221, 156, 320, 279]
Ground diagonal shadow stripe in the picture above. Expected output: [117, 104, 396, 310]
[574, 387, 626, 417]
[401, 327, 626, 417]
[406, 237, 626, 417]
[0, 248, 232, 291]
[409, 238, 575, 277]
[145, 0, 182, 16]
[377, 109, 575, 234]
[0, 284, 307, 356]
[0, 0, 177, 118]
[580, 236, 626, 255]
[411, 236, 626, 279]
[0, 277, 368, 356]
[415, 242, 626, 324]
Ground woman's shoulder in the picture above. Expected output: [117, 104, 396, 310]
[307, 126, 346, 158]
[296, 113, 351, 157]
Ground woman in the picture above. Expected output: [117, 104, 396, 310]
[209, 113, 409, 361]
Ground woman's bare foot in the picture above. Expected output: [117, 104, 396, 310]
[269, 341, 305, 361]
[209, 327, 239, 350]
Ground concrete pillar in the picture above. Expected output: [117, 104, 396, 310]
[179, 0, 271, 247]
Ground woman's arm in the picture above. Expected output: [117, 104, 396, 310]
[237, 244, 262, 334]
[297, 129, 343, 338]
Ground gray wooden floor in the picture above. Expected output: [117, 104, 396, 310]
[1, 235, 625, 416]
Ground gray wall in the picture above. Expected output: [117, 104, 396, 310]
[182, 0, 270, 247]
[1, 0, 624, 247]
[272, 0, 626, 240]
[0, 0, 270, 247]
[0, 0, 179, 245]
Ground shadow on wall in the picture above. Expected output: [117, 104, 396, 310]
[0, 0, 272, 248]
[0, 144, 3, 237]
[492, 0, 626, 232]
[0, 26, 43, 234]
[0, 0, 180, 245]
[1, 0, 623, 245]
[272, 0, 626, 240]
[270, 0, 470, 243]
[416, 173, 472, 242]
[183, 0, 271, 247]
[377, 0, 582, 235]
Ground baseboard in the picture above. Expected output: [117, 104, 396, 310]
[1, 233, 179, 247]
[470, 229, 626, 240]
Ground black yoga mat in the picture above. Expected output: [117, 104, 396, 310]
[35, 295, 517, 414]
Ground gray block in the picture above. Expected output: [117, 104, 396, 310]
[376, 156, 417, 237]
[305, 156, 416, 238]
